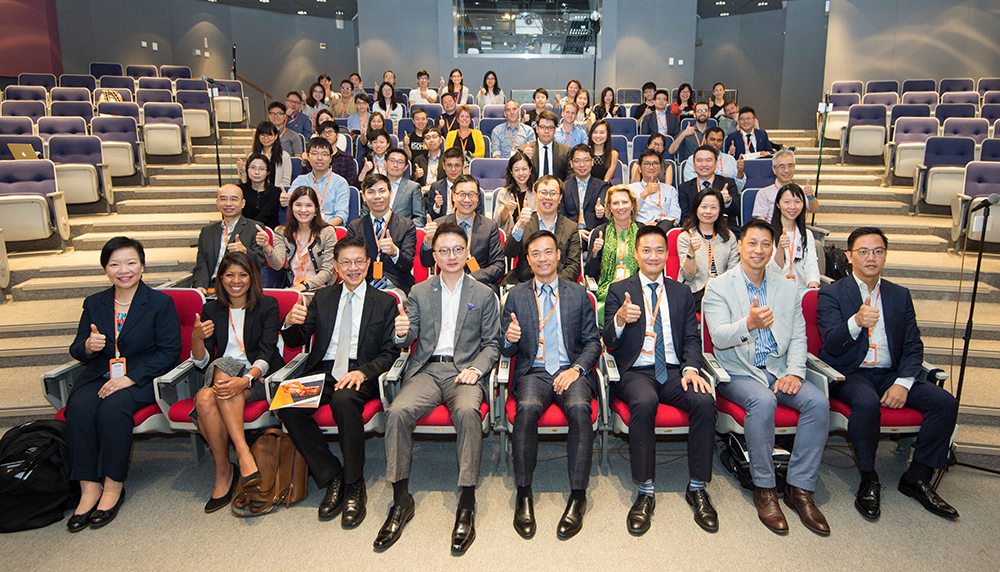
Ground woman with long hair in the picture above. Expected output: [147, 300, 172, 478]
[588, 119, 619, 184]
[585, 185, 640, 323]
[671, 83, 695, 120]
[302, 82, 328, 124]
[768, 183, 820, 290]
[559, 79, 582, 110]
[257, 186, 338, 292]
[477, 70, 505, 107]
[575, 90, 594, 129]
[492, 150, 537, 235]
[709, 82, 727, 118]
[237, 121, 290, 188]
[372, 81, 404, 124]
[358, 130, 392, 179]
[360, 110, 386, 149]
[444, 104, 485, 161]
[678, 188, 740, 304]
[440, 68, 470, 105]
[238, 153, 281, 228]
[593, 87, 625, 120]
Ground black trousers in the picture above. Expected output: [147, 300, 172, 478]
[65, 380, 153, 483]
[277, 360, 376, 487]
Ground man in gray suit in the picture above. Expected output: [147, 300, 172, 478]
[500, 230, 602, 540]
[376, 222, 500, 553]
[702, 218, 830, 536]
[192, 184, 265, 294]
[361, 148, 426, 227]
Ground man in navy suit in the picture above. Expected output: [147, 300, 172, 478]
[346, 173, 417, 296]
[639, 89, 680, 138]
[677, 145, 740, 234]
[602, 225, 717, 535]
[724, 106, 773, 159]
[817, 227, 959, 520]
[500, 230, 602, 539]
[559, 144, 609, 244]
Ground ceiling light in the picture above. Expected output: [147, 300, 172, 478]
[758, 1, 767, 5]
[259, 0, 268, 3]
[298, 10, 306, 14]
[715, 1, 724, 4]
[720, 12, 729, 16]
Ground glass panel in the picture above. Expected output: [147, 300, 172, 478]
[454, 1, 602, 58]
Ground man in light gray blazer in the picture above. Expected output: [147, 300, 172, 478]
[702, 218, 830, 537]
[360, 148, 426, 227]
[376, 222, 500, 553]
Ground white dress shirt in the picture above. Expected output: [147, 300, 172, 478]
[322, 281, 367, 362]
[846, 274, 914, 390]
[433, 273, 465, 356]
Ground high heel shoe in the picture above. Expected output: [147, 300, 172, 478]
[88, 488, 126, 529]
[205, 463, 239, 513]
[239, 454, 262, 490]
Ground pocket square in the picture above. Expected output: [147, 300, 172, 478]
[468, 303, 476, 311]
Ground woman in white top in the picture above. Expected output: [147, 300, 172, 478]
[257, 186, 338, 292]
[440, 68, 471, 105]
[768, 183, 821, 290]
[575, 90, 595, 129]
[302, 82, 328, 125]
[476, 70, 505, 108]
[678, 188, 741, 304]
[372, 81, 405, 125]
[492, 150, 537, 236]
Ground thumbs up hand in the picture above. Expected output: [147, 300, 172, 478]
[423, 214, 437, 246]
[254, 224, 272, 253]
[592, 230, 605, 256]
[728, 141, 737, 156]
[285, 294, 309, 327]
[86, 323, 106, 353]
[854, 295, 880, 329]
[720, 182, 730, 204]
[516, 198, 533, 230]
[394, 303, 410, 338]
[506, 312, 522, 343]
[748, 296, 774, 330]
[433, 191, 444, 211]
[688, 230, 703, 254]
[615, 292, 642, 328]
[595, 197, 605, 219]
[193, 312, 215, 341]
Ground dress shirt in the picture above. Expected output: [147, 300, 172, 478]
[846, 274, 914, 390]
[631, 181, 681, 224]
[322, 281, 367, 361]
[555, 124, 587, 147]
[433, 274, 465, 356]
[654, 111, 671, 136]
[370, 212, 400, 264]
[490, 122, 535, 158]
[291, 169, 349, 224]
[575, 177, 590, 228]
[738, 129, 758, 154]
[681, 153, 747, 192]
[511, 214, 557, 241]
[532, 277, 570, 368]
[629, 273, 679, 368]
[538, 143, 554, 177]
[741, 266, 778, 370]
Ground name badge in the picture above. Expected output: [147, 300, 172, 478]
[863, 343, 877, 366]
[641, 331, 657, 355]
[615, 265, 627, 281]
[535, 339, 546, 363]
[466, 256, 481, 273]
[706, 273, 717, 283]
[372, 261, 383, 280]
[786, 274, 796, 281]
[109, 358, 127, 379]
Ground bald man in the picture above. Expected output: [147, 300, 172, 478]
[192, 184, 266, 293]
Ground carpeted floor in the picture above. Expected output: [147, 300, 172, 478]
[2, 431, 998, 571]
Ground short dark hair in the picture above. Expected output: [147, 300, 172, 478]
[340, 79, 352, 88]
[362, 173, 390, 192]
[738, 106, 756, 117]
[440, 92, 456, 102]
[642, 82, 657, 92]
[741, 217, 775, 241]
[349, 73, 361, 81]
[417, 70, 429, 79]
[847, 227, 889, 251]
[442, 146, 465, 163]
[318, 120, 339, 134]
[333, 235, 369, 260]
[654, 89, 670, 99]
[286, 91, 301, 101]
[386, 147, 408, 162]
[533, 174, 563, 194]
[411, 107, 428, 119]
[693, 144, 718, 160]
[638, 148, 663, 165]
[537, 109, 559, 126]
[354, 93, 370, 104]
[525, 229, 558, 253]
[705, 126, 725, 139]
[453, 173, 480, 193]
[432, 221, 468, 248]
[267, 101, 286, 114]
[533, 88, 549, 98]
[570, 143, 593, 160]
[305, 137, 332, 154]
[723, 99, 737, 109]
[100, 236, 145, 268]
[694, 101, 710, 111]
[635, 225, 667, 248]
[215, 252, 264, 312]
[318, 74, 332, 83]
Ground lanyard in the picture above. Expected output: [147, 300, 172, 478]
[114, 311, 126, 359]
[427, 155, 439, 180]
[699, 230, 716, 274]
[657, 112, 668, 133]
[278, 125, 287, 140]
[642, 181, 663, 210]
[373, 211, 392, 260]
[339, 100, 349, 117]
[295, 230, 314, 274]
[693, 128, 706, 147]
[533, 283, 560, 334]
[221, 224, 230, 249]
[458, 130, 472, 156]
[617, 227, 629, 266]
[312, 172, 332, 209]
[486, 92, 497, 105]
[560, 126, 572, 146]
[742, 130, 754, 152]
[227, 311, 248, 359]
[644, 281, 663, 330]
[372, 155, 386, 174]
[867, 286, 881, 338]
[443, 114, 457, 132]
[506, 124, 519, 150]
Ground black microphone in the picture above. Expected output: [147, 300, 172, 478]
[201, 75, 223, 84]
[970, 193, 1000, 213]
[824, 90, 830, 104]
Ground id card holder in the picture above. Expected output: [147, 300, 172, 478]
[862, 343, 877, 366]
[536, 339, 546, 363]
[294, 274, 307, 285]
[615, 265, 627, 281]
[466, 256, 481, 273]
[109, 358, 127, 379]
[641, 331, 657, 355]
[372, 261, 383, 280]
[786, 274, 796, 282]
[707, 273, 717, 282]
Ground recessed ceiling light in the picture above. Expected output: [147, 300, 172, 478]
[207, 0, 217, 3]
[317, 0, 327, 3]
[298, 10, 306, 14]
[259, 0, 268, 3]
[720, 12, 729, 16]
[715, 1, 724, 4]
[758, 1, 767, 5]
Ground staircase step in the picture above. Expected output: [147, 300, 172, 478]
[920, 320, 1000, 341]
[113, 187, 219, 201]
[885, 276, 998, 303]
[68, 212, 221, 236]
[116, 198, 219, 214]
[193, 145, 251, 155]
[924, 337, 1000, 369]
[72, 230, 200, 250]
[149, 174, 242, 187]
[11, 272, 191, 301]
[810, 185, 900, 202]
[0, 321, 78, 338]
[796, 174, 883, 187]
[814, 214, 950, 239]
[816, 200, 911, 216]
[0, 335, 74, 367]
[827, 231, 950, 253]
[955, 422, 1000, 456]
[193, 153, 245, 165]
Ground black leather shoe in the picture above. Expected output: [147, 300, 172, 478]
[88, 488, 125, 529]
[898, 478, 959, 519]
[318, 475, 345, 520]
[855, 480, 881, 520]
[205, 463, 239, 513]
[556, 496, 586, 539]
[373, 496, 414, 550]
[513, 494, 535, 538]
[341, 480, 367, 528]
[67, 508, 95, 533]
[685, 488, 719, 533]
[626, 494, 655, 535]
[451, 507, 476, 553]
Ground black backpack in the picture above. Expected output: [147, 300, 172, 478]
[0, 420, 79, 532]
[718, 433, 790, 491]
[824, 244, 850, 281]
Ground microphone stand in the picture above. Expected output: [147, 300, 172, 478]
[811, 91, 829, 227]
[203, 77, 224, 186]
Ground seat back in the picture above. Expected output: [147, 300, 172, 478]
[902, 79, 936, 93]
[799, 289, 823, 354]
[942, 118, 990, 145]
[0, 135, 43, 160]
[665, 228, 682, 280]
[893, 117, 939, 144]
[410, 103, 442, 121]
[923, 136, 976, 169]
[159, 65, 192, 80]
[963, 162, 1000, 243]
[617, 88, 642, 105]
[0, 117, 34, 136]
[865, 80, 898, 94]
[126, 65, 159, 79]
[469, 157, 508, 185]
[519, 103, 553, 117]
[935, 103, 976, 122]
[263, 289, 306, 362]
[611, 135, 628, 167]
[138, 77, 173, 91]
[37, 117, 88, 140]
[740, 187, 759, 225]
[90, 62, 123, 79]
[901, 91, 938, 110]
[59, 74, 97, 91]
[847, 104, 887, 129]
[0, 159, 60, 242]
[18, 73, 56, 90]
[93, 87, 133, 103]
[984, 92, 1000, 105]
[831, 81, 863, 96]
[175, 89, 212, 112]
[91, 116, 140, 163]
[889, 103, 931, 127]
[96, 101, 140, 122]
[347, 186, 360, 223]
[175, 79, 208, 92]
[137, 89, 174, 107]
[143, 102, 184, 126]
[828, 93, 859, 111]
[160, 289, 206, 361]
[862, 92, 898, 107]
[978, 78, 1000, 96]
[941, 91, 979, 107]
[99, 76, 136, 94]
[743, 159, 776, 190]
[214, 79, 242, 99]
[4, 85, 47, 102]
[48, 135, 104, 167]
[606, 117, 638, 140]
[982, 105, 1000, 126]
[980, 139, 1000, 163]
[49, 101, 94, 123]
[413, 228, 430, 284]
[0, 158, 57, 212]
[939, 78, 974, 95]
[482, 104, 505, 119]
[479, 118, 504, 138]
[49, 87, 91, 103]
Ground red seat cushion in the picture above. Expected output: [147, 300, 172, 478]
[716, 396, 801, 428]
[168, 397, 271, 423]
[312, 399, 384, 426]
[829, 398, 924, 426]
[610, 398, 690, 427]
[56, 404, 162, 427]
[506, 396, 599, 426]
[416, 403, 489, 426]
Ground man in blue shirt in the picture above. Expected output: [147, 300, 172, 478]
[288, 138, 349, 226]
[491, 100, 535, 158]
[284, 91, 313, 140]
[554, 101, 588, 148]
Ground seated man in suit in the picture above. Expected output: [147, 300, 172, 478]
[602, 225, 718, 534]
[288, 137, 350, 226]
[681, 127, 746, 193]
[502, 175, 582, 286]
[377, 222, 500, 553]
[639, 89, 680, 138]
[346, 174, 417, 297]
[519, 110, 570, 180]
[560, 144, 610, 245]
[702, 218, 830, 536]
[630, 149, 681, 231]
[678, 145, 740, 235]
[359, 148, 425, 227]
[278, 236, 401, 526]
[500, 230, 602, 539]
[420, 174, 505, 295]
[427, 147, 485, 219]
[724, 106, 773, 159]
[817, 227, 959, 520]
[751, 150, 818, 219]
[669, 102, 713, 165]
[192, 184, 266, 295]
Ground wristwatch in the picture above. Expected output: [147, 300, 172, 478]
[686, 252, 696, 260]
[572, 364, 587, 377]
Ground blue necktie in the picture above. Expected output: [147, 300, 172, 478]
[374, 217, 384, 238]
[542, 284, 559, 375]
[461, 221, 471, 239]
[648, 282, 669, 384]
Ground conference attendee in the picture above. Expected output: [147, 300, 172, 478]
[436, 92, 460, 134]
[709, 83, 727, 118]
[302, 83, 329, 125]
[377, 222, 500, 552]
[817, 227, 959, 521]
[677, 145, 740, 234]
[420, 175, 505, 294]
[557, 79, 583, 111]
[717, 100, 739, 137]
[316, 74, 335, 106]
[429, 147, 485, 220]
[359, 129, 391, 180]
[588, 119, 618, 184]
[493, 150, 538, 235]
[65, 237, 181, 532]
[278, 236, 402, 526]
[288, 137, 349, 227]
[503, 175, 582, 286]
[631, 149, 680, 230]
[445, 105, 486, 161]
[669, 102, 713, 164]
[500, 230, 602, 539]
[380, 70, 408, 105]
[560, 144, 610, 242]
[603, 225, 717, 534]
[491, 100, 536, 159]
[373, 81, 405, 124]
[347, 93, 371, 136]
[315, 122, 359, 188]
[359, 112, 388, 152]
[333, 80, 358, 118]
[670, 83, 695, 120]
[258, 186, 338, 292]
[440, 68, 471, 106]
[522, 88, 550, 129]
[585, 185, 639, 323]
[192, 185, 266, 294]
[408, 70, 438, 104]
[768, 184, 821, 291]
[238, 153, 282, 229]
[346, 174, 417, 297]
[752, 150, 818, 219]
[575, 90, 595, 129]
[639, 90, 680, 138]
[677, 188, 741, 305]
[555, 101, 588, 148]
[191, 252, 283, 513]
[630, 133, 674, 185]
[593, 87, 625, 121]
[359, 148, 425, 227]
[313, 110, 349, 153]
[268, 102, 304, 156]
[237, 121, 291, 188]
[412, 126, 445, 188]
[681, 127, 746, 193]
[519, 110, 570, 180]
[477, 70, 505, 107]
[702, 218, 830, 536]
[724, 106, 773, 159]
[631, 82, 657, 121]
[349, 72, 363, 95]
[284, 91, 313, 140]
[403, 107, 431, 161]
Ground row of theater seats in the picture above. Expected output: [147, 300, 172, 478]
[831, 78, 1000, 98]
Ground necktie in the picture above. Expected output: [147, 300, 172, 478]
[702, 180, 710, 189]
[542, 145, 550, 176]
[648, 282, 668, 384]
[542, 284, 559, 375]
[747, 136, 755, 154]
[374, 217, 384, 239]
[461, 221, 471, 239]
[332, 291, 353, 380]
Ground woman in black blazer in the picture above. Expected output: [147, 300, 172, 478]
[65, 237, 182, 532]
[191, 251, 284, 512]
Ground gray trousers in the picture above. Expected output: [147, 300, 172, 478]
[384, 362, 485, 487]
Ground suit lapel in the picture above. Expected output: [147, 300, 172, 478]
[558, 281, 574, 354]
[427, 275, 442, 346]
[358, 285, 373, 347]
[320, 284, 343, 355]
[117, 282, 148, 341]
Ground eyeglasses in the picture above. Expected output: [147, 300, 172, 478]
[775, 163, 795, 171]
[537, 190, 560, 198]
[852, 248, 887, 258]
[537, 124, 555, 131]
[571, 158, 592, 165]
[387, 158, 406, 166]
[435, 246, 467, 257]
[309, 151, 331, 158]
[268, 111, 284, 117]
[641, 162, 661, 168]
[338, 259, 368, 268]
[454, 192, 479, 200]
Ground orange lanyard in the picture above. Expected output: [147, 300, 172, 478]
[458, 131, 472, 155]
[506, 124, 518, 149]
[312, 172, 332, 208]
[443, 114, 457, 132]
[221, 225, 230, 248]
[295, 230, 314, 273]
[278, 125, 287, 140]
[644, 281, 664, 330]
[642, 181, 662, 209]
[787, 227, 796, 266]
[373, 211, 392, 260]
[561, 126, 572, 146]
[657, 112, 668, 132]
[426, 154, 439, 180]
[339, 100, 349, 117]
[742, 130, 754, 151]
[700, 230, 716, 273]
[227, 310, 248, 359]
[694, 129, 706, 147]
[867, 286, 881, 338]
[373, 155, 386, 174]
[616, 227, 629, 266]
[533, 283, 560, 333]
[486, 92, 497, 105]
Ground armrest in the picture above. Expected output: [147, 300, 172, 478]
[386, 355, 408, 384]
[382, 353, 410, 404]
[920, 361, 948, 387]
[46, 191, 71, 241]
[153, 358, 198, 415]
[804, 354, 838, 398]
[586, 276, 597, 292]
[840, 126, 848, 164]
[700, 352, 730, 385]
[594, 358, 609, 428]
[265, 352, 310, 402]
[602, 352, 620, 384]
[913, 164, 928, 207]
[40, 360, 84, 410]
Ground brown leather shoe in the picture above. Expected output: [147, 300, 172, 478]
[783, 485, 831, 536]
[753, 487, 788, 534]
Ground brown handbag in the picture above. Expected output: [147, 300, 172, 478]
[232, 428, 309, 517]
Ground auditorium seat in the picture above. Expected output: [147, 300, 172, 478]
[984, 92, 1000, 105]
[981, 139, 1000, 163]
[99, 75, 136, 95]
[941, 91, 980, 108]
[410, 103, 443, 121]
[213, 80, 246, 125]
[59, 74, 97, 91]
[951, 161, 1000, 245]
[980, 105, 1000, 128]
[482, 104, 505, 119]
[47, 135, 114, 209]
[617, 88, 641, 105]
[478, 118, 503, 140]
[469, 158, 507, 192]
[91, 116, 146, 181]
[821, 93, 859, 141]
[938, 78, 974, 95]
[841, 104, 887, 163]
[89, 62, 123, 79]
[742, 158, 777, 189]
[611, 135, 628, 168]
[913, 136, 976, 214]
[978, 79, 1000, 98]
[50, 87, 92, 104]
[159, 65, 192, 80]
[902, 79, 936, 94]
[4, 85, 48, 104]
[0, 159, 71, 248]
[18, 73, 56, 91]
[37, 116, 88, 141]
[175, 90, 214, 138]
[96, 101, 140, 123]
[175, 78, 208, 92]
[138, 77, 173, 91]
[942, 118, 990, 147]
[126, 65, 159, 79]
[935, 103, 976, 122]
[137, 90, 174, 122]
[901, 91, 938, 111]
[141, 102, 189, 156]
[831, 81, 863, 97]
[863, 92, 898, 108]
[885, 117, 939, 181]
[93, 87, 133, 103]
[865, 80, 898, 94]
[519, 103, 553, 117]
[605, 117, 638, 141]
[0, 134, 43, 160]
[49, 101, 94, 124]
[889, 104, 932, 139]
[0, 117, 34, 136]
